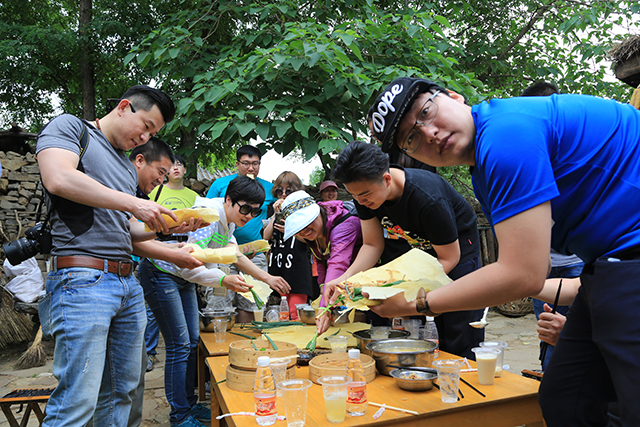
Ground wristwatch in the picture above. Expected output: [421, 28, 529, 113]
[415, 288, 440, 317]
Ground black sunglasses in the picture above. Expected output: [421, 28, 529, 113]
[275, 187, 294, 198]
[237, 202, 262, 218]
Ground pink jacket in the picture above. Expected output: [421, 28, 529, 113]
[309, 201, 362, 306]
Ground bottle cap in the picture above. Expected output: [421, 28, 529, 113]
[282, 296, 287, 301]
[257, 356, 270, 367]
[348, 349, 360, 359]
[426, 316, 434, 321]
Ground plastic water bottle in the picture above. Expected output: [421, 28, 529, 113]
[346, 349, 367, 416]
[279, 296, 290, 321]
[424, 316, 440, 358]
[253, 356, 277, 425]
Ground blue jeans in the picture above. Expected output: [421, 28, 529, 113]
[41, 267, 145, 427]
[533, 262, 584, 370]
[144, 305, 159, 356]
[139, 260, 199, 425]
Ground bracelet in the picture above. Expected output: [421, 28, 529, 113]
[415, 288, 440, 317]
[218, 273, 226, 287]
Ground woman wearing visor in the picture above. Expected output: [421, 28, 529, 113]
[281, 190, 362, 332]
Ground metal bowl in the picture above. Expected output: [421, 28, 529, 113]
[296, 306, 317, 325]
[389, 368, 437, 391]
[352, 329, 411, 356]
[366, 339, 438, 376]
[199, 308, 236, 332]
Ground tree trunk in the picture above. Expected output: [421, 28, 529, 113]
[79, 0, 95, 120]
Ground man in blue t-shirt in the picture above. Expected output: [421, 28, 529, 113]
[205, 145, 288, 295]
[367, 76, 640, 426]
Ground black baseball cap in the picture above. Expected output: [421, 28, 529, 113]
[369, 77, 443, 153]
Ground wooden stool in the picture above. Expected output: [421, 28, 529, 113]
[0, 387, 53, 427]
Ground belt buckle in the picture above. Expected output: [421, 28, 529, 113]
[117, 261, 131, 276]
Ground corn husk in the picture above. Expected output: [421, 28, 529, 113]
[144, 207, 219, 231]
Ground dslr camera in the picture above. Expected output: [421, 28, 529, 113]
[2, 222, 53, 266]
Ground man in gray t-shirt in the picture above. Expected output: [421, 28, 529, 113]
[36, 86, 192, 427]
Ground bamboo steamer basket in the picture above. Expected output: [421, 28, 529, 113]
[228, 340, 297, 370]
[226, 364, 296, 393]
[309, 353, 376, 385]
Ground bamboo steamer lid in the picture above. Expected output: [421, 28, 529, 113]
[226, 364, 296, 393]
[308, 353, 376, 385]
[228, 340, 297, 370]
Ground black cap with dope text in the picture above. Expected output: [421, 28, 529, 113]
[369, 77, 442, 153]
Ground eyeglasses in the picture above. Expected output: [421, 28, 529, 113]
[130, 103, 136, 113]
[400, 90, 441, 154]
[173, 161, 184, 168]
[239, 160, 261, 168]
[237, 202, 262, 218]
[275, 187, 294, 198]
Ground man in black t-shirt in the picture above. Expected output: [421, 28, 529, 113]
[327, 141, 483, 359]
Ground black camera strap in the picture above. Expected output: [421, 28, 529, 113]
[37, 122, 90, 227]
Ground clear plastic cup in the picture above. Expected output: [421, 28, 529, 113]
[212, 318, 227, 343]
[403, 319, 422, 339]
[278, 379, 312, 427]
[318, 375, 352, 423]
[328, 335, 348, 353]
[253, 308, 264, 322]
[471, 347, 501, 385]
[369, 326, 390, 340]
[432, 359, 464, 403]
[270, 359, 289, 397]
[480, 341, 508, 377]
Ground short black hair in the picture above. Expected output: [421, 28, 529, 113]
[173, 154, 187, 168]
[121, 85, 176, 124]
[333, 141, 390, 184]
[129, 136, 175, 164]
[521, 82, 560, 97]
[225, 175, 265, 205]
[236, 145, 262, 161]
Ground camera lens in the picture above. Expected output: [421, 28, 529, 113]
[2, 238, 39, 266]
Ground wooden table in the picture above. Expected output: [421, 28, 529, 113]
[205, 351, 543, 427]
[197, 326, 261, 400]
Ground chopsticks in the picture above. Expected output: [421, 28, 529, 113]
[459, 377, 486, 397]
[540, 279, 563, 364]
[369, 402, 418, 415]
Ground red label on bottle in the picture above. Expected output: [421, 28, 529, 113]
[254, 394, 277, 417]
[347, 384, 367, 405]
[280, 311, 289, 321]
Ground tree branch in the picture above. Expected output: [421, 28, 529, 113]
[496, 0, 558, 61]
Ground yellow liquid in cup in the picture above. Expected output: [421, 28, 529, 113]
[325, 394, 347, 423]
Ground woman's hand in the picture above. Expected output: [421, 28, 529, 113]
[222, 274, 252, 293]
[316, 311, 331, 335]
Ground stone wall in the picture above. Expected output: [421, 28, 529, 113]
[0, 150, 44, 246]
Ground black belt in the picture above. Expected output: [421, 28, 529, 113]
[156, 234, 189, 243]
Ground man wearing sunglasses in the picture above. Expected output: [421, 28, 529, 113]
[366, 76, 640, 426]
[206, 145, 289, 297]
[152, 175, 288, 324]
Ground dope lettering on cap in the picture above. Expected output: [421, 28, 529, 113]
[371, 84, 404, 133]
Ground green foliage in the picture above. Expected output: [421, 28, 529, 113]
[0, 0, 183, 131]
[308, 166, 325, 187]
[128, 0, 479, 165]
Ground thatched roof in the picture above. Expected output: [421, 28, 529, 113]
[609, 35, 640, 62]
